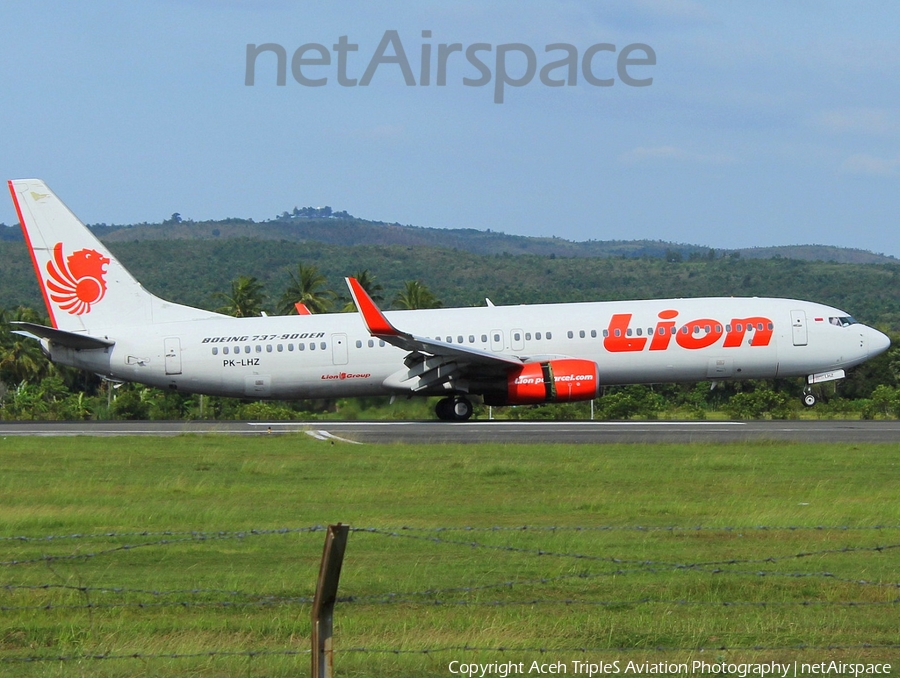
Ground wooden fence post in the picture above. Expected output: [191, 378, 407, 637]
[311, 523, 350, 678]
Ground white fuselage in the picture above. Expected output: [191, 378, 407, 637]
[51, 297, 886, 400]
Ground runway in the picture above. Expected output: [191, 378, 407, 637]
[0, 419, 898, 444]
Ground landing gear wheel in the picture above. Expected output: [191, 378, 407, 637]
[435, 396, 473, 421]
[802, 393, 817, 408]
[450, 396, 473, 421]
[435, 397, 453, 420]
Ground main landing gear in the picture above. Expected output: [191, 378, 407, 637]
[435, 396, 474, 421]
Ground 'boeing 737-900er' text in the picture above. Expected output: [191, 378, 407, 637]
[7, 179, 891, 420]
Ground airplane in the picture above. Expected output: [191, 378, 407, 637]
[6, 178, 892, 421]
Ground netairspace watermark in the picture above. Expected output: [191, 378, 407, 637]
[446, 660, 893, 677]
[245, 30, 656, 103]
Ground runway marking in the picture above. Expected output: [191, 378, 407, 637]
[304, 430, 363, 445]
[248, 421, 749, 427]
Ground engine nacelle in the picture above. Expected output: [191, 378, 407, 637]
[505, 359, 599, 405]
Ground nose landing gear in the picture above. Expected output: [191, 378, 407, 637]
[435, 396, 474, 421]
[802, 391, 817, 408]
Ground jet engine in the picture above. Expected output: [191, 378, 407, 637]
[500, 358, 599, 405]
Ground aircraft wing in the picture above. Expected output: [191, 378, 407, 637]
[346, 277, 523, 393]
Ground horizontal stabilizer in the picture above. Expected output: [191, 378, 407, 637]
[11, 322, 114, 350]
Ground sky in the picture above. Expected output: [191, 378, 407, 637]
[1, 1, 898, 256]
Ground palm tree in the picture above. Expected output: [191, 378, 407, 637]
[341, 269, 383, 312]
[0, 307, 51, 385]
[214, 276, 266, 317]
[277, 263, 335, 315]
[392, 280, 442, 310]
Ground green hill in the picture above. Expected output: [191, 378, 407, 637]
[65, 215, 897, 265]
[2, 237, 899, 330]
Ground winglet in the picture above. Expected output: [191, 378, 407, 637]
[345, 277, 402, 337]
[294, 302, 312, 315]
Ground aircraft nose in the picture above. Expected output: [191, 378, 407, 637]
[867, 327, 891, 358]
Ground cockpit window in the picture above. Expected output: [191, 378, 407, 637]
[829, 316, 858, 327]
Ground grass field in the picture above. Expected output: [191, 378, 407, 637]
[1, 435, 899, 677]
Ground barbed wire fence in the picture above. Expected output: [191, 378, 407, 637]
[2, 524, 900, 668]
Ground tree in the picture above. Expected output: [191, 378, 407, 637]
[0, 307, 51, 385]
[215, 276, 266, 317]
[341, 269, 383, 312]
[277, 263, 335, 315]
[392, 280, 442, 310]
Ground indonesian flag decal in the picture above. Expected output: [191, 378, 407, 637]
[45, 243, 110, 315]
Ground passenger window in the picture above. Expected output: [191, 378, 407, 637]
[513, 333, 521, 341]
[266, 345, 272, 353]
[626, 329, 633, 336]
[635, 328, 642, 336]
[245, 346, 250, 353]
[614, 329, 621, 337]
[288, 343, 294, 351]
[234, 346, 241, 354]
[355, 340, 362, 348]
[493, 333, 500, 342]
[446, 336, 452, 343]
[736, 324, 743, 332]
[681, 326, 688, 334]
[579, 330, 585, 338]
[368, 339, 375, 348]
[277, 344, 283, 352]
[256, 345, 262, 353]
[567, 331, 573, 339]
[310, 343, 316, 351]
[458, 335, 464, 344]
[481, 334, 488, 343]
[602, 330, 609, 338]
[212, 347, 218, 355]
[726, 324, 732, 332]
[591, 330, 597, 338]
[300, 343, 306, 351]
[546, 332, 552, 339]
[224, 347, 229, 355]
[536, 332, 542, 340]
[757, 323, 764, 331]
[525, 333, 532, 340]
[469, 335, 475, 343]
[767, 322, 774, 330]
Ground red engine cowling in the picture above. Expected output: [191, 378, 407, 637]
[506, 359, 599, 405]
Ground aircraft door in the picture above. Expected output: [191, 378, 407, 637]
[511, 329, 525, 352]
[331, 333, 349, 365]
[164, 337, 182, 375]
[490, 329, 505, 352]
[790, 310, 808, 346]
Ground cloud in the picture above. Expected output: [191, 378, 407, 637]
[630, 0, 716, 23]
[815, 108, 899, 138]
[841, 153, 900, 177]
[619, 145, 736, 165]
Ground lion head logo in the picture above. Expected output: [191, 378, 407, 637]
[45, 243, 110, 315]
